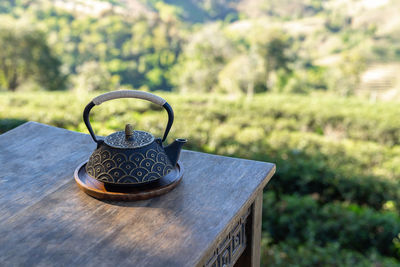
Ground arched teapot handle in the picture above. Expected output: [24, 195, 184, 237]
[83, 90, 174, 144]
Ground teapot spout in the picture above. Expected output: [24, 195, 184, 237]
[165, 138, 187, 166]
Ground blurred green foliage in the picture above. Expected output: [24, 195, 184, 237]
[0, 16, 66, 91]
[1, 0, 184, 92]
[73, 61, 119, 92]
[262, 237, 400, 266]
[263, 192, 400, 257]
[1, 91, 399, 265]
[3, 0, 398, 96]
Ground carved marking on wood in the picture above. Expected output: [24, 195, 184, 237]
[204, 208, 250, 267]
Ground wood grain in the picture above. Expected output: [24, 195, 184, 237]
[0, 122, 95, 223]
[251, 192, 263, 267]
[0, 122, 275, 267]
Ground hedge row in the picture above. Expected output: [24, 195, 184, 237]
[205, 129, 400, 211]
[262, 192, 400, 258]
[261, 237, 399, 267]
[1, 92, 400, 145]
[175, 93, 400, 146]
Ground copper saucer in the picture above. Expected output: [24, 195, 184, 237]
[74, 161, 183, 201]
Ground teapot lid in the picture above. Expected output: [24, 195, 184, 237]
[104, 124, 154, 149]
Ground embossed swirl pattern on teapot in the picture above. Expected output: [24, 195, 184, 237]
[86, 143, 173, 184]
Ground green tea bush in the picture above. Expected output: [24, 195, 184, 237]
[262, 192, 400, 258]
[260, 131, 400, 210]
[2, 91, 400, 145]
[261, 238, 399, 267]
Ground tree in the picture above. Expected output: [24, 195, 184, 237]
[0, 16, 66, 91]
[172, 23, 236, 93]
[73, 61, 118, 92]
[237, 0, 323, 20]
[122, 11, 183, 91]
[247, 26, 292, 91]
[326, 51, 366, 96]
[218, 53, 264, 97]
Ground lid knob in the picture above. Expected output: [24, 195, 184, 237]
[125, 124, 134, 141]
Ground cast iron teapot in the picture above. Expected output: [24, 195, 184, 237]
[83, 90, 186, 185]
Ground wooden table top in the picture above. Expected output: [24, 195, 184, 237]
[0, 122, 275, 267]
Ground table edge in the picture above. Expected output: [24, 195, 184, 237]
[194, 164, 276, 266]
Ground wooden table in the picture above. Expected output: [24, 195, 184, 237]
[0, 122, 275, 267]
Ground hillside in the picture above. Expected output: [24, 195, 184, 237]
[1, 0, 400, 99]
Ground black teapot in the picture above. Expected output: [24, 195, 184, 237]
[83, 90, 186, 186]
